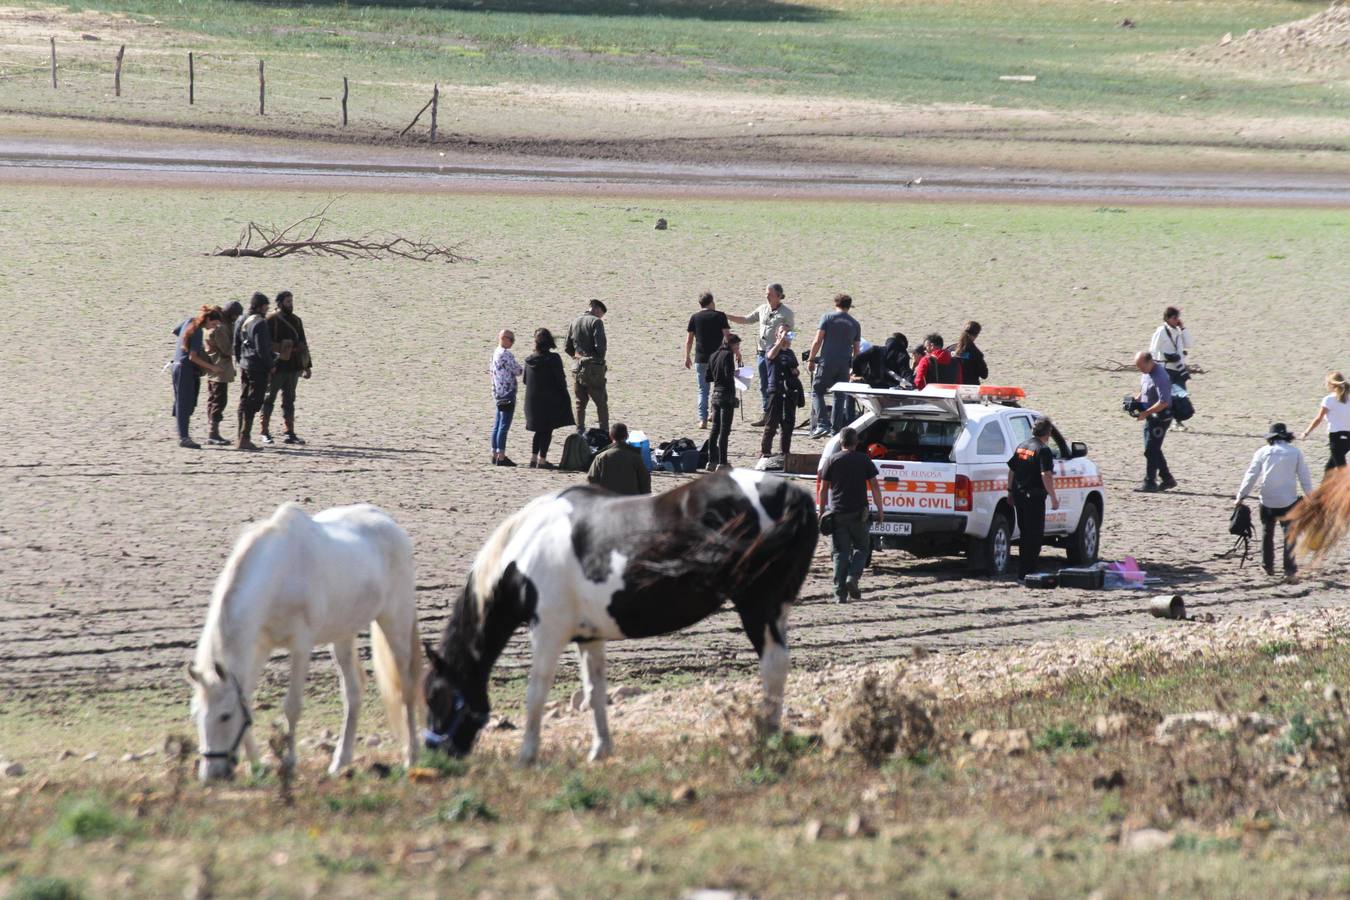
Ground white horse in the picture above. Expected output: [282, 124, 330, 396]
[188, 502, 421, 781]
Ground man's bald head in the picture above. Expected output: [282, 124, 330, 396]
[1133, 351, 1154, 373]
[499, 329, 516, 348]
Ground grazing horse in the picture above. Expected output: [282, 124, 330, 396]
[423, 470, 818, 764]
[188, 503, 421, 781]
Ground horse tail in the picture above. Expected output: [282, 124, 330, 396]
[371, 617, 411, 748]
[1287, 467, 1350, 564]
[733, 478, 819, 599]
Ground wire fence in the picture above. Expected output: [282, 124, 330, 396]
[0, 37, 448, 139]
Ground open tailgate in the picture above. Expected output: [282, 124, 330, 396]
[828, 384, 966, 424]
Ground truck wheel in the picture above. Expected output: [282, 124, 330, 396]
[1066, 501, 1102, 566]
[969, 511, 1013, 576]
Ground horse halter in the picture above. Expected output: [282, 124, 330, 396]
[199, 674, 254, 767]
[422, 691, 487, 752]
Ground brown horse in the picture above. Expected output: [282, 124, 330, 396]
[1287, 468, 1350, 564]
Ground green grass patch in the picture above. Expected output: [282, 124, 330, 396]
[439, 791, 498, 823]
[544, 775, 611, 812]
[6, 877, 87, 900]
[323, 792, 395, 815]
[1034, 722, 1096, 752]
[44, 796, 135, 844]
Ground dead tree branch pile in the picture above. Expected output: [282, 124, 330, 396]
[212, 202, 470, 262]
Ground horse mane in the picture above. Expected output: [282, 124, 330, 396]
[467, 494, 554, 618]
[1287, 469, 1350, 565]
[194, 503, 311, 677]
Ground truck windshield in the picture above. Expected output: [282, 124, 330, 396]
[860, 418, 961, 463]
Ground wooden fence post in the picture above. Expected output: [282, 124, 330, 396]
[49, 37, 56, 89]
[341, 76, 348, 127]
[114, 45, 124, 97]
[188, 52, 194, 105]
[429, 83, 438, 141]
[258, 59, 265, 115]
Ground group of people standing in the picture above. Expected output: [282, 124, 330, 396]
[170, 291, 311, 450]
[489, 300, 610, 468]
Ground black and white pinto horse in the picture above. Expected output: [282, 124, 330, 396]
[423, 470, 818, 763]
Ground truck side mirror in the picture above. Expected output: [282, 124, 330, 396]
[1071, 441, 1088, 459]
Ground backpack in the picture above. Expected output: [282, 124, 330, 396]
[584, 428, 613, 454]
[1224, 502, 1254, 567]
[1171, 389, 1195, 423]
[560, 432, 594, 472]
[657, 438, 700, 473]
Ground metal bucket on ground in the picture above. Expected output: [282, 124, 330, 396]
[1149, 594, 1185, 620]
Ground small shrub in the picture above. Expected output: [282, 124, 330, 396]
[1034, 723, 1095, 752]
[440, 791, 496, 822]
[314, 852, 380, 875]
[1259, 641, 1298, 658]
[544, 776, 609, 813]
[46, 796, 134, 844]
[420, 754, 469, 778]
[7, 877, 86, 900]
[323, 792, 393, 814]
[620, 789, 669, 811]
[821, 672, 937, 766]
[742, 765, 780, 787]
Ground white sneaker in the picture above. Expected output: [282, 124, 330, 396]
[754, 455, 784, 472]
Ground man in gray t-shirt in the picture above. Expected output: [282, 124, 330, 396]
[806, 293, 862, 437]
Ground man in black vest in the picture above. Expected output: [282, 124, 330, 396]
[261, 290, 312, 445]
[1007, 417, 1060, 581]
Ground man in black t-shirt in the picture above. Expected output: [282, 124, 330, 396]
[684, 291, 731, 429]
[1006, 417, 1061, 581]
[819, 427, 886, 602]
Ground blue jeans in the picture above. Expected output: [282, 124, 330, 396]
[812, 365, 850, 433]
[757, 353, 769, 413]
[694, 362, 710, 423]
[492, 400, 515, 453]
[171, 362, 200, 441]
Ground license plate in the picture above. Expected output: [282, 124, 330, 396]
[870, 521, 912, 536]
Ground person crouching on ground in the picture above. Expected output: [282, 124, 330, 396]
[1235, 423, 1312, 579]
[818, 426, 885, 603]
[233, 292, 275, 451]
[490, 329, 523, 466]
[587, 423, 651, 495]
[260, 290, 311, 445]
[523, 327, 574, 469]
[1132, 350, 1176, 492]
[1007, 417, 1060, 582]
[1301, 371, 1350, 471]
[759, 325, 801, 467]
[171, 306, 227, 449]
[705, 333, 742, 471]
[203, 300, 242, 445]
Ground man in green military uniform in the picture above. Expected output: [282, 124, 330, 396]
[1007, 417, 1060, 582]
[565, 298, 608, 434]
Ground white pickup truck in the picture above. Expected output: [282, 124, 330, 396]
[800, 384, 1105, 576]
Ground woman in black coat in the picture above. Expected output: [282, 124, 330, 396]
[523, 327, 575, 469]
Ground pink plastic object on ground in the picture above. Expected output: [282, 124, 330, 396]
[1105, 556, 1146, 589]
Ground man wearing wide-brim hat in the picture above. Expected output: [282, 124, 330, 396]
[1235, 422, 1313, 579]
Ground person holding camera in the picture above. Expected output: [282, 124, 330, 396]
[1132, 350, 1176, 493]
[705, 333, 742, 470]
[818, 426, 886, 602]
[1150, 306, 1193, 388]
[1007, 417, 1060, 581]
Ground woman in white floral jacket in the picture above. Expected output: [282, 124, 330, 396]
[490, 329, 524, 466]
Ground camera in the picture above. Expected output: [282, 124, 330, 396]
[1121, 394, 1145, 417]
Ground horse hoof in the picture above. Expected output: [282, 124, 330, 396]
[587, 742, 613, 763]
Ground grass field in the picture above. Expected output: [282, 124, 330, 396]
[1, 0, 1346, 166]
[3, 626, 1349, 897]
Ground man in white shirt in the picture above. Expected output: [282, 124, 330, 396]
[1235, 422, 1313, 578]
[727, 283, 794, 425]
[1150, 305, 1194, 388]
